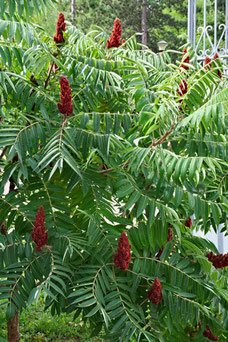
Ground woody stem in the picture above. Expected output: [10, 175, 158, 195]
[44, 61, 54, 89]
[149, 124, 175, 147]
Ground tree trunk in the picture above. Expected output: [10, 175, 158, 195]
[138, 0, 142, 33]
[7, 312, 20, 342]
[142, 0, 147, 47]
[71, 0, 76, 22]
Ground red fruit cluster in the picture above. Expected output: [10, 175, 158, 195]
[204, 54, 222, 78]
[204, 56, 212, 69]
[114, 231, 131, 270]
[57, 76, 73, 116]
[54, 13, 66, 44]
[185, 217, 192, 228]
[180, 48, 189, 70]
[213, 53, 222, 78]
[206, 251, 228, 269]
[147, 277, 163, 305]
[192, 322, 219, 341]
[177, 79, 188, 96]
[107, 18, 124, 49]
[31, 206, 48, 252]
[203, 325, 219, 341]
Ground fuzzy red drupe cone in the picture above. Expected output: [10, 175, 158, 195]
[185, 217, 192, 228]
[206, 251, 228, 269]
[204, 56, 212, 69]
[54, 13, 66, 44]
[107, 18, 124, 49]
[57, 76, 73, 116]
[114, 231, 131, 270]
[147, 277, 162, 305]
[180, 48, 189, 70]
[203, 325, 219, 341]
[213, 53, 222, 78]
[177, 79, 188, 96]
[31, 206, 48, 252]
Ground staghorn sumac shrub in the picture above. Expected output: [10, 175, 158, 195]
[0, 4, 227, 342]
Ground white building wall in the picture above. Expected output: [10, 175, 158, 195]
[193, 226, 228, 253]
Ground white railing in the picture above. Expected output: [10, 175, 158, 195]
[188, 0, 228, 60]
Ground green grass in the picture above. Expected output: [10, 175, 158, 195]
[0, 298, 101, 342]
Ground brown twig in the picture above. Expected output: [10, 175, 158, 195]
[140, 298, 148, 306]
[96, 159, 130, 174]
[62, 114, 67, 128]
[146, 182, 153, 190]
[44, 61, 54, 89]
[97, 167, 115, 174]
[149, 124, 175, 147]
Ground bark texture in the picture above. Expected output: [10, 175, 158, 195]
[138, 0, 142, 33]
[142, 0, 147, 47]
[71, 0, 76, 22]
[7, 312, 20, 342]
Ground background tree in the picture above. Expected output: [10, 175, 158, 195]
[71, 0, 76, 22]
[47, 0, 225, 53]
[142, 0, 147, 47]
[71, 0, 187, 51]
[38, 0, 187, 51]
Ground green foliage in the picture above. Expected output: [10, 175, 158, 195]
[52, 0, 226, 53]
[0, 297, 99, 341]
[0, 1, 227, 341]
[65, 0, 187, 52]
[0, 0, 58, 18]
